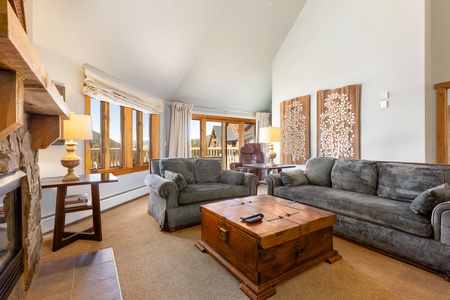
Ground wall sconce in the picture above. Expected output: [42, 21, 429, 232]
[259, 126, 280, 167]
[60, 111, 93, 181]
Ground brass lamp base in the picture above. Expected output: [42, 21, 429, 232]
[265, 142, 277, 167]
[61, 140, 81, 181]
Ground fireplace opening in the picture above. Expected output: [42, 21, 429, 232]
[0, 170, 25, 300]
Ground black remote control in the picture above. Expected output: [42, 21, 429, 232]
[240, 212, 263, 221]
[245, 215, 263, 223]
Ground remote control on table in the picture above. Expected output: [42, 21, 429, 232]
[245, 215, 263, 223]
[240, 212, 263, 221]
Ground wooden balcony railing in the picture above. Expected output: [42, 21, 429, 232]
[90, 147, 240, 170]
[191, 147, 240, 168]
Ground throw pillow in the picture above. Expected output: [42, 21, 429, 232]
[410, 183, 450, 218]
[304, 157, 336, 187]
[220, 170, 245, 185]
[280, 169, 308, 187]
[164, 170, 188, 191]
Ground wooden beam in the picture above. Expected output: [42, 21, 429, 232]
[0, 0, 69, 118]
[7, 0, 25, 31]
[0, 70, 23, 140]
[29, 114, 60, 149]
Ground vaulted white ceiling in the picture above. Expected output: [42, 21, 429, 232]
[31, 0, 306, 114]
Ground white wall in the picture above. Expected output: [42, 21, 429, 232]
[273, 0, 429, 163]
[431, 0, 450, 84]
[33, 45, 155, 232]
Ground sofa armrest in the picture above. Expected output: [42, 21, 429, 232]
[144, 174, 179, 208]
[265, 173, 283, 195]
[242, 173, 259, 195]
[431, 201, 450, 245]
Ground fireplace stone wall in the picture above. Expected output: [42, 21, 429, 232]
[0, 113, 42, 299]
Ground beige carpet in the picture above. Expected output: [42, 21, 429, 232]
[42, 189, 450, 300]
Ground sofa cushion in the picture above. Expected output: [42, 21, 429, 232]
[193, 159, 222, 183]
[273, 185, 432, 238]
[178, 183, 248, 205]
[280, 169, 308, 187]
[304, 157, 335, 187]
[410, 183, 450, 218]
[160, 158, 195, 184]
[377, 163, 445, 202]
[164, 170, 188, 191]
[220, 170, 245, 185]
[331, 159, 378, 195]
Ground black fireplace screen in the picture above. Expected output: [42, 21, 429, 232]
[0, 170, 25, 300]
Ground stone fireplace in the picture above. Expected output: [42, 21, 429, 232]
[0, 114, 42, 299]
[1, 1, 70, 297]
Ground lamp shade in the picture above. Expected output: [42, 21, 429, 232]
[259, 126, 280, 143]
[62, 112, 93, 140]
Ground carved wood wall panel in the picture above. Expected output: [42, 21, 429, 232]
[317, 84, 361, 159]
[280, 95, 310, 164]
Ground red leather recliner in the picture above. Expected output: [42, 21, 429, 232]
[230, 143, 265, 181]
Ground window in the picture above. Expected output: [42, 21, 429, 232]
[85, 96, 160, 175]
[191, 115, 256, 169]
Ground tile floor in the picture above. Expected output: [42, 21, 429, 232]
[25, 247, 122, 300]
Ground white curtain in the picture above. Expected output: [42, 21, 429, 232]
[255, 112, 271, 142]
[168, 102, 193, 157]
[81, 64, 165, 114]
[256, 112, 271, 163]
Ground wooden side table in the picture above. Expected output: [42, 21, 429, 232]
[41, 173, 118, 251]
[241, 163, 296, 183]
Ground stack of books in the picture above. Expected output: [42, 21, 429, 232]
[65, 193, 89, 208]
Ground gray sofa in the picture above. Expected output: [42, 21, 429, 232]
[265, 157, 450, 280]
[145, 157, 258, 232]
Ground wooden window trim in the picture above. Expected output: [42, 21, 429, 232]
[435, 81, 450, 164]
[192, 114, 256, 168]
[85, 96, 160, 175]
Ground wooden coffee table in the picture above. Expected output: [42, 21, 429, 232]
[195, 194, 341, 300]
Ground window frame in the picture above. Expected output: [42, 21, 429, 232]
[84, 96, 160, 175]
[192, 114, 256, 168]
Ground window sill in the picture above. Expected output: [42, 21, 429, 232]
[89, 165, 148, 176]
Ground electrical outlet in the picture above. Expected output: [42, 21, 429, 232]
[379, 100, 388, 109]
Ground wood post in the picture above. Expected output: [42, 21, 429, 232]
[0, 70, 24, 140]
[435, 81, 450, 164]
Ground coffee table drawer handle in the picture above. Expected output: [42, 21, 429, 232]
[296, 247, 306, 256]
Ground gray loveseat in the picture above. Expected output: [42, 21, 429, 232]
[145, 157, 258, 232]
[265, 157, 450, 280]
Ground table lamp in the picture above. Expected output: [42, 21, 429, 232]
[259, 126, 280, 167]
[60, 111, 93, 181]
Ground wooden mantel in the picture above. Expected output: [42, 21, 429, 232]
[0, 0, 70, 148]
